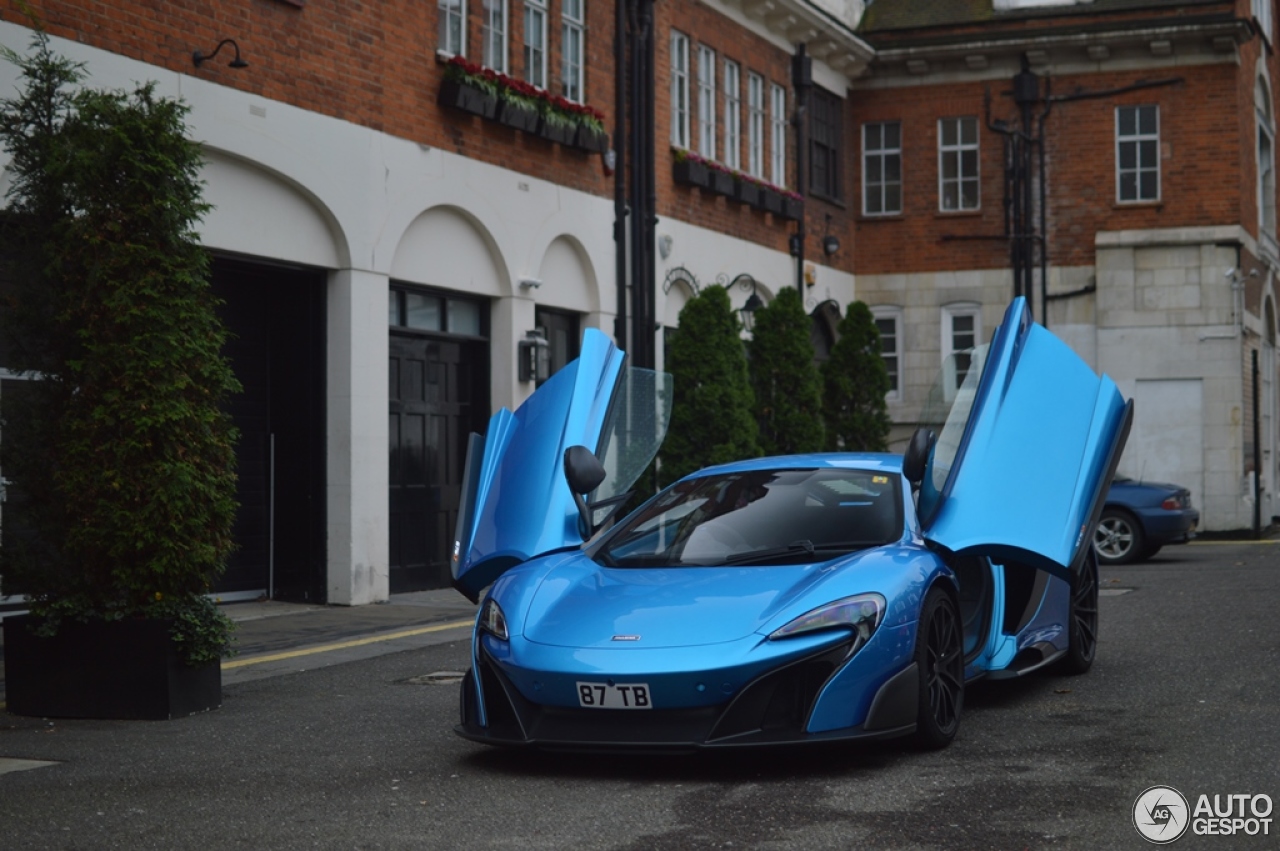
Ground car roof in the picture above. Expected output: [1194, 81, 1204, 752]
[677, 452, 904, 481]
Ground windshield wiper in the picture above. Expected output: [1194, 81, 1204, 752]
[713, 540, 816, 566]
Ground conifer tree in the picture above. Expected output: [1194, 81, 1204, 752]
[0, 33, 239, 663]
[822, 300, 892, 452]
[659, 285, 759, 485]
[747, 287, 825, 455]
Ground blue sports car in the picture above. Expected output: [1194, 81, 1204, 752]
[451, 299, 1132, 750]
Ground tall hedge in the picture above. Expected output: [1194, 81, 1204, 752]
[747, 287, 825, 455]
[822, 300, 891, 452]
[659, 285, 759, 485]
[0, 35, 239, 662]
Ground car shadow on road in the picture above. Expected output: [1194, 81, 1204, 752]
[461, 735, 940, 783]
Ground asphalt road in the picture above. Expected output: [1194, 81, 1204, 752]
[1, 540, 1276, 850]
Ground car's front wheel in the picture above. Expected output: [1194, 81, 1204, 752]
[913, 587, 964, 749]
[1057, 548, 1099, 675]
[1094, 508, 1145, 565]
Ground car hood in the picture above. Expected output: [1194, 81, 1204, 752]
[519, 552, 844, 649]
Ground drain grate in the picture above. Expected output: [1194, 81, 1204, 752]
[404, 671, 466, 686]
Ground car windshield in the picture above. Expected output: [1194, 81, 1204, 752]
[591, 468, 903, 568]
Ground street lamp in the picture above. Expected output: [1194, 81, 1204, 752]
[733, 274, 763, 331]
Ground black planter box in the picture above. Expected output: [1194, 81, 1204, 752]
[758, 188, 784, 215]
[538, 118, 577, 145]
[735, 180, 762, 207]
[781, 196, 803, 221]
[673, 159, 711, 189]
[3, 615, 222, 720]
[575, 125, 609, 153]
[497, 100, 540, 133]
[710, 169, 736, 197]
[438, 79, 497, 120]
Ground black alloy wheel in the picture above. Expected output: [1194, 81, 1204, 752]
[1058, 548, 1100, 675]
[1094, 508, 1145, 565]
[913, 587, 964, 749]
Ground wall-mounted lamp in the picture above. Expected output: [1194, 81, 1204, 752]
[518, 277, 543, 290]
[518, 329, 551, 382]
[822, 213, 840, 256]
[733, 274, 764, 332]
[193, 39, 249, 70]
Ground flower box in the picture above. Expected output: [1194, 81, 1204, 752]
[710, 168, 736, 197]
[781, 196, 803, 221]
[673, 158, 712, 189]
[3, 615, 222, 720]
[538, 117, 577, 145]
[438, 78, 497, 120]
[575, 124, 609, 153]
[758, 187, 785, 215]
[497, 99, 541, 133]
[735, 179, 762, 207]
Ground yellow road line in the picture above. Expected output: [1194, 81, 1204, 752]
[1188, 539, 1278, 546]
[221, 618, 474, 670]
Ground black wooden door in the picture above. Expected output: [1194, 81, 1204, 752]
[213, 258, 326, 603]
[389, 335, 485, 591]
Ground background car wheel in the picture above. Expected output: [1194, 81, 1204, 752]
[1094, 508, 1144, 565]
[1057, 548, 1099, 675]
[913, 587, 964, 749]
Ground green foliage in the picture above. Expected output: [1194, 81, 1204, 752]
[659, 285, 760, 485]
[822, 301, 892, 452]
[748, 287, 825, 455]
[0, 33, 239, 665]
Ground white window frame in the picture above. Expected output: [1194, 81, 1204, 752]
[524, 0, 548, 89]
[724, 59, 741, 170]
[770, 83, 787, 187]
[1115, 105, 1160, 204]
[481, 0, 507, 72]
[938, 116, 979, 212]
[1257, 0, 1274, 45]
[747, 72, 765, 178]
[697, 46, 716, 159]
[439, 0, 466, 56]
[561, 0, 584, 102]
[941, 303, 982, 400]
[670, 31, 690, 148]
[863, 121, 903, 216]
[871, 306, 903, 403]
[1261, 122, 1276, 240]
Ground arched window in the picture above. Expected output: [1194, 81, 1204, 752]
[1257, 76, 1276, 242]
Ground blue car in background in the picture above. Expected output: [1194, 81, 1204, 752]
[450, 299, 1132, 751]
[1093, 477, 1199, 565]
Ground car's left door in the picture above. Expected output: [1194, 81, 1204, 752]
[918, 298, 1133, 581]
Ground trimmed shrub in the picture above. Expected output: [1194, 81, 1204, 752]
[748, 287, 825, 455]
[822, 301, 892, 452]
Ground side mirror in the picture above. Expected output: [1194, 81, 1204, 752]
[564, 445, 606, 495]
[564, 445, 607, 538]
[902, 427, 936, 489]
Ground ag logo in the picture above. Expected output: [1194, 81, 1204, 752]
[1134, 785, 1190, 844]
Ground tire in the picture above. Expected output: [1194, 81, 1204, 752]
[1057, 548, 1099, 675]
[1093, 509, 1145, 565]
[913, 587, 964, 749]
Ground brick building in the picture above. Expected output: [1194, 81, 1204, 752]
[0, 1, 870, 606]
[852, 0, 1279, 531]
[0, 0, 1266, 614]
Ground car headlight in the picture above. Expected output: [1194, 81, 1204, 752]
[768, 593, 885, 642]
[478, 598, 509, 640]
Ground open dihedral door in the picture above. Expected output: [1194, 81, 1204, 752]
[919, 298, 1133, 582]
[451, 329, 672, 602]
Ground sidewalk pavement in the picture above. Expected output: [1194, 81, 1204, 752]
[0, 588, 479, 704]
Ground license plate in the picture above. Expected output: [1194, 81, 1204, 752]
[576, 681, 652, 709]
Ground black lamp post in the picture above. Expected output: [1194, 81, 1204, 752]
[791, 43, 812, 296]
